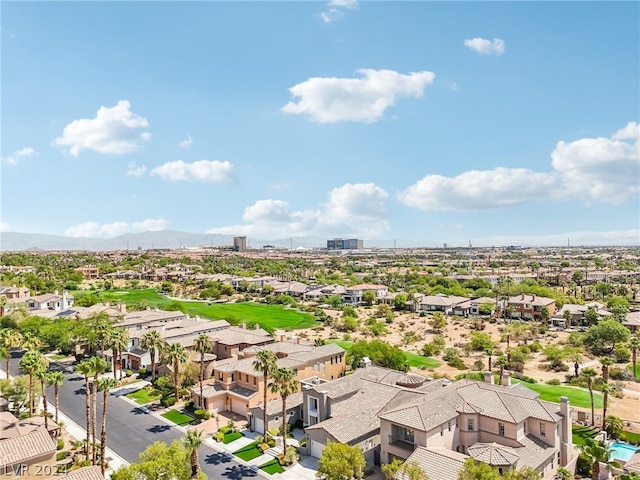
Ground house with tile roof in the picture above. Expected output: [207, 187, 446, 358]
[504, 294, 556, 322]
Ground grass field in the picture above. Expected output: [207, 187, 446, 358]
[572, 425, 598, 446]
[513, 380, 603, 409]
[125, 387, 162, 405]
[233, 441, 262, 461]
[628, 363, 640, 379]
[327, 340, 441, 369]
[97, 289, 319, 330]
[223, 431, 243, 444]
[260, 459, 285, 474]
[161, 409, 194, 426]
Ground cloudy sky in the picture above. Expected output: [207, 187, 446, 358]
[2, 1, 639, 247]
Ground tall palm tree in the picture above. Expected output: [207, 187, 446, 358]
[0, 329, 23, 378]
[22, 333, 42, 351]
[600, 356, 614, 431]
[47, 371, 65, 424]
[253, 349, 277, 443]
[629, 335, 640, 381]
[496, 355, 508, 385]
[96, 377, 116, 476]
[34, 356, 50, 430]
[184, 429, 204, 479]
[108, 329, 129, 381]
[580, 438, 620, 480]
[89, 356, 109, 465]
[165, 342, 188, 401]
[193, 334, 212, 408]
[141, 329, 163, 382]
[270, 367, 298, 448]
[20, 349, 44, 416]
[582, 367, 597, 427]
[76, 360, 94, 455]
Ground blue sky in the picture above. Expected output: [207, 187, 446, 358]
[2, 1, 639, 247]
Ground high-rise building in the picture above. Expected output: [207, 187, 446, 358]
[327, 238, 363, 250]
[233, 236, 247, 252]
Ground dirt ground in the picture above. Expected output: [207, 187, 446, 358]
[277, 306, 640, 432]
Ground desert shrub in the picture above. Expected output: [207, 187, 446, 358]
[138, 367, 147, 377]
[517, 375, 538, 384]
[546, 378, 561, 385]
[609, 367, 630, 381]
[472, 360, 485, 371]
[447, 357, 467, 370]
[194, 409, 210, 420]
[161, 396, 176, 407]
[614, 346, 631, 363]
[56, 452, 68, 461]
[125, 370, 133, 377]
[258, 443, 270, 453]
[268, 439, 276, 448]
[57, 438, 64, 450]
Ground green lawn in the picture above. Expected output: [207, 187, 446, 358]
[622, 430, 640, 444]
[260, 459, 285, 474]
[98, 289, 319, 330]
[327, 340, 441, 369]
[572, 425, 598, 446]
[233, 441, 262, 461]
[223, 431, 243, 444]
[125, 387, 162, 405]
[161, 409, 194, 426]
[513, 380, 603, 409]
[627, 363, 640, 380]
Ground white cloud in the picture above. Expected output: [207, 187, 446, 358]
[150, 160, 236, 183]
[65, 218, 170, 238]
[464, 37, 505, 56]
[282, 69, 435, 123]
[398, 168, 559, 211]
[399, 122, 640, 211]
[321, 0, 357, 23]
[0, 222, 11, 232]
[612, 121, 640, 140]
[125, 161, 147, 177]
[53, 100, 150, 156]
[207, 182, 389, 238]
[2, 146, 38, 165]
[179, 135, 193, 148]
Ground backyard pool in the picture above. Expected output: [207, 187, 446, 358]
[609, 442, 639, 462]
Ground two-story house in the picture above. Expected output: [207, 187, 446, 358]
[505, 294, 556, 321]
[342, 284, 389, 305]
[26, 291, 74, 312]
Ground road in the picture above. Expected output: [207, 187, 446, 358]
[8, 353, 263, 479]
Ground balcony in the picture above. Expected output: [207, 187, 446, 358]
[388, 435, 417, 452]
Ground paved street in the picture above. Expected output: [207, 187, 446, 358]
[8, 353, 266, 479]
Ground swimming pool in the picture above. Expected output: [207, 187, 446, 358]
[609, 442, 639, 462]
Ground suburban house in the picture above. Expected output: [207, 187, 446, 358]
[504, 294, 557, 321]
[75, 266, 99, 280]
[190, 342, 346, 430]
[417, 294, 469, 314]
[343, 284, 389, 305]
[551, 302, 611, 328]
[0, 286, 30, 300]
[623, 311, 640, 333]
[25, 291, 74, 312]
[379, 374, 577, 480]
[453, 297, 497, 317]
[303, 284, 346, 302]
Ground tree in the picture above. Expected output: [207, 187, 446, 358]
[108, 329, 129, 381]
[553, 467, 573, 480]
[0, 329, 23, 378]
[381, 458, 404, 480]
[34, 358, 50, 430]
[604, 415, 624, 439]
[165, 343, 188, 401]
[362, 290, 376, 306]
[97, 376, 116, 475]
[89, 356, 109, 465]
[395, 461, 429, 480]
[184, 429, 204, 479]
[348, 339, 408, 372]
[20, 349, 45, 416]
[600, 356, 614, 431]
[47, 371, 64, 424]
[141, 329, 163, 382]
[429, 312, 447, 333]
[317, 441, 366, 480]
[568, 350, 583, 378]
[540, 306, 550, 326]
[562, 309, 573, 328]
[583, 318, 630, 356]
[253, 349, 277, 443]
[629, 335, 640, 381]
[270, 367, 298, 446]
[393, 293, 408, 311]
[584, 307, 599, 326]
[193, 334, 211, 408]
[579, 438, 620, 480]
[582, 367, 597, 427]
[111, 440, 203, 480]
[76, 360, 94, 455]
[496, 355, 508, 385]
[456, 458, 501, 480]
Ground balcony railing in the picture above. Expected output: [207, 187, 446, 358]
[388, 435, 417, 452]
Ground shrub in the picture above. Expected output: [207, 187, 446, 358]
[546, 378, 561, 385]
[267, 439, 276, 448]
[447, 357, 467, 370]
[184, 401, 195, 411]
[125, 369, 133, 377]
[517, 375, 538, 384]
[609, 367, 630, 381]
[57, 438, 64, 450]
[258, 443, 270, 453]
[194, 409, 210, 420]
[56, 451, 67, 461]
[213, 432, 224, 442]
[138, 367, 147, 377]
[268, 427, 280, 437]
[161, 396, 176, 407]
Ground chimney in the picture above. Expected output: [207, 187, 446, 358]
[521, 294, 525, 300]
[54, 290, 59, 296]
[559, 397, 572, 465]
[502, 372, 511, 387]
[532, 294, 536, 300]
[360, 356, 372, 368]
[484, 371, 494, 385]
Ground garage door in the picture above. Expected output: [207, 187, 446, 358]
[208, 398, 225, 413]
[253, 417, 264, 434]
[231, 398, 248, 417]
[311, 440, 325, 458]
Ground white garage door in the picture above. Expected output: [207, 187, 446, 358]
[311, 440, 325, 458]
[208, 398, 225, 413]
[231, 398, 248, 417]
[254, 417, 264, 434]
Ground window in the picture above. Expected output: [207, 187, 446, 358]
[396, 426, 414, 444]
[253, 377, 256, 385]
[440, 426, 444, 436]
[448, 421, 451, 432]
[246, 375, 249, 383]
[540, 423, 546, 437]
[467, 419, 474, 431]
[498, 423, 505, 436]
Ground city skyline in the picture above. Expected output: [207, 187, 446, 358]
[2, 1, 639, 247]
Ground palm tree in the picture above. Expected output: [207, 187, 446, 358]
[89, 356, 109, 465]
[20, 349, 45, 416]
[165, 342, 188, 401]
[22, 333, 42, 351]
[553, 467, 573, 480]
[253, 349, 277, 443]
[485, 347, 494, 372]
[270, 367, 298, 448]
[0, 329, 23, 378]
[34, 356, 50, 430]
[184, 429, 204, 479]
[193, 334, 212, 408]
[582, 367, 597, 427]
[96, 377, 116, 476]
[108, 329, 129, 381]
[76, 360, 94, 455]
[141, 329, 163, 382]
[47, 371, 65, 424]
[496, 355, 508, 385]
[629, 335, 640, 381]
[600, 356, 614, 431]
[580, 438, 620, 480]
[569, 351, 583, 378]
